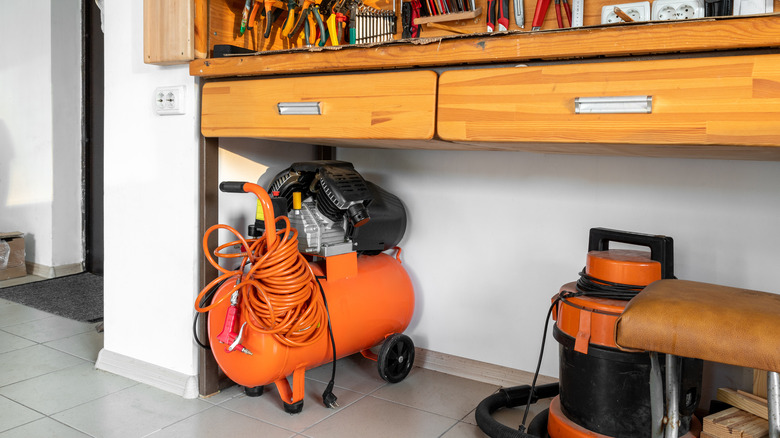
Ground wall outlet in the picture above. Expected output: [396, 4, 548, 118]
[651, 0, 704, 20]
[601, 2, 651, 23]
[154, 86, 185, 115]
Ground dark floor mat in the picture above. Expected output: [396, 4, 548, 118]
[0, 272, 103, 323]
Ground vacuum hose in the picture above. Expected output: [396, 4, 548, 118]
[475, 383, 559, 438]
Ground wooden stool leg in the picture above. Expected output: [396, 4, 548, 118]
[665, 354, 680, 438]
[769, 371, 780, 438]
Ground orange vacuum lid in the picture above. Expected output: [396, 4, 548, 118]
[586, 249, 661, 286]
[555, 249, 662, 352]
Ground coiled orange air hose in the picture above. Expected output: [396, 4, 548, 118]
[194, 183, 327, 348]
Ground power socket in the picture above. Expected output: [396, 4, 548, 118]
[154, 86, 185, 115]
[651, 0, 704, 20]
[601, 1, 651, 22]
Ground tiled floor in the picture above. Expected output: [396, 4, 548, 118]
[0, 278, 550, 438]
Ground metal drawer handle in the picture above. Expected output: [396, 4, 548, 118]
[277, 102, 322, 115]
[574, 96, 653, 114]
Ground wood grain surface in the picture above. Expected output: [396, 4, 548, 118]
[438, 54, 780, 147]
[201, 70, 437, 139]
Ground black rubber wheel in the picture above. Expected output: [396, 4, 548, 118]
[378, 333, 415, 383]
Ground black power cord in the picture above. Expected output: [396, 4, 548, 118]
[193, 278, 230, 350]
[315, 275, 339, 409]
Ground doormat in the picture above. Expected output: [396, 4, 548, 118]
[0, 272, 103, 323]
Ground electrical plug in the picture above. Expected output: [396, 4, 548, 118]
[322, 382, 339, 408]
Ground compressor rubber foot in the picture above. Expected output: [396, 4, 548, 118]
[284, 400, 304, 414]
[244, 386, 264, 397]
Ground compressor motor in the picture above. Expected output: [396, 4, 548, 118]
[253, 160, 407, 256]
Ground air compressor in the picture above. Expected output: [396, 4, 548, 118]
[476, 228, 703, 438]
[195, 161, 415, 413]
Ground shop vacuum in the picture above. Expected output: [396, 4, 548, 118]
[194, 161, 415, 413]
[476, 228, 703, 438]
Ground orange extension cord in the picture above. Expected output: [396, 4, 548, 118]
[194, 192, 327, 348]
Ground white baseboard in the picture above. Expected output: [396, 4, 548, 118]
[414, 348, 558, 388]
[26, 262, 83, 279]
[96, 349, 199, 399]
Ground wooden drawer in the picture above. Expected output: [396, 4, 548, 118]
[437, 55, 780, 147]
[201, 71, 437, 140]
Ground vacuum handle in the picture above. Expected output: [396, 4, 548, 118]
[587, 227, 674, 279]
[219, 181, 248, 193]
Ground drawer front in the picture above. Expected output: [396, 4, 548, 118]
[202, 71, 437, 140]
[438, 55, 780, 147]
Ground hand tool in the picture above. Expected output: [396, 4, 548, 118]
[487, 0, 497, 30]
[513, 0, 524, 27]
[571, 0, 584, 26]
[249, 0, 263, 29]
[487, 0, 509, 31]
[531, 0, 571, 30]
[264, 0, 283, 38]
[349, 2, 358, 43]
[498, 0, 510, 30]
[402, 1, 412, 38]
[240, 0, 254, 35]
[326, 0, 346, 45]
[310, 7, 327, 45]
[290, 0, 315, 39]
[281, 0, 298, 37]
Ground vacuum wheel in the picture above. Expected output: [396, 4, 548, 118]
[378, 333, 415, 383]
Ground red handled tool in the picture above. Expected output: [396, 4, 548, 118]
[531, 0, 571, 30]
[486, 0, 496, 31]
[487, 0, 510, 32]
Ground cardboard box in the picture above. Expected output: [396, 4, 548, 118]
[0, 232, 26, 281]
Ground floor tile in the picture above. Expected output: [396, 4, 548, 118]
[51, 383, 212, 438]
[306, 354, 388, 395]
[199, 383, 244, 405]
[302, 395, 457, 438]
[0, 344, 86, 387]
[0, 417, 91, 438]
[221, 378, 364, 433]
[0, 304, 54, 328]
[370, 367, 500, 420]
[0, 396, 44, 433]
[0, 330, 35, 354]
[44, 330, 104, 362]
[440, 421, 487, 438]
[0, 362, 138, 415]
[147, 405, 296, 438]
[3, 314, 94, 343]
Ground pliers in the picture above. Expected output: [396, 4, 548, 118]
[486, 0, 510, 31]
[531, 0, 571, 30]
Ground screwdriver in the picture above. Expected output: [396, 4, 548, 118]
[240, 0, 254, 35]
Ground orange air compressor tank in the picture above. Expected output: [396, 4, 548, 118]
[206, 252, 415, 407]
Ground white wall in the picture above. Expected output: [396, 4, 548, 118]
[0, 0, 83, 272]
[336, 148, 780, 382]
[101, 0, 201, 377]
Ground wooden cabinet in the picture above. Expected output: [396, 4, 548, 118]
[437, 54, 780, 148]
[201, 71, 438, 140]
[190, 0, 780, 159]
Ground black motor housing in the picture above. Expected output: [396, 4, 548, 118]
[269, 160, 407, 254]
